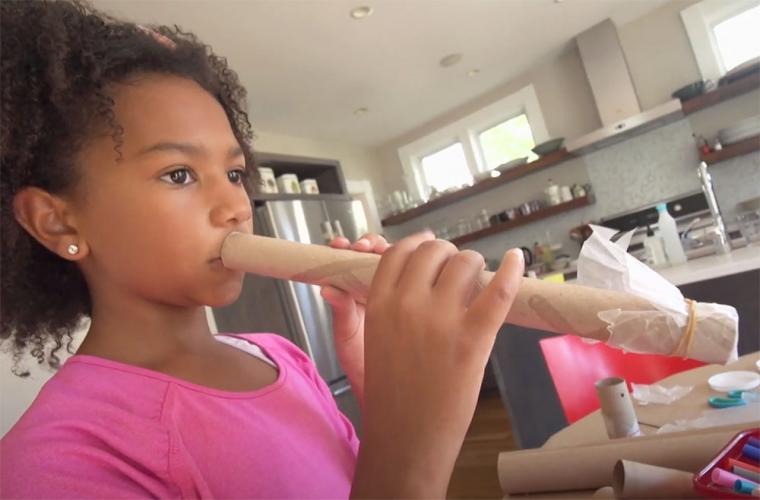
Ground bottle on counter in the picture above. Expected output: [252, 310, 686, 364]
[643, 225, 667, 267]
[532, 241, 544, 270]
[656, 203, 687, 265]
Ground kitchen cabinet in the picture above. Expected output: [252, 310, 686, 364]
[489, 269, 760, 449]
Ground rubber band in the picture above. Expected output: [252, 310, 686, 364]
[673, 298, 697, 358]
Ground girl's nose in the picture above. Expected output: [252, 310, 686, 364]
[209, 177, 252, 228]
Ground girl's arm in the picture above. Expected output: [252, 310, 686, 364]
[349, 231, 524, 498]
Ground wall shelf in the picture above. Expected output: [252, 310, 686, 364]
[252, 193, 351, 204]
[449, 195, 593, 246]
[682, 74, 759, 115]
[701, 135, 760, 165]
[381, 149, 576, 226]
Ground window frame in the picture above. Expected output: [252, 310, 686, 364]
[681, 0, 760, 82]
[397, 85, 549, 201]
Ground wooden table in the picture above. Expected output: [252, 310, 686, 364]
[508, 351, 760, 498]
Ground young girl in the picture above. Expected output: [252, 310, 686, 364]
[0, 1, 524, 498]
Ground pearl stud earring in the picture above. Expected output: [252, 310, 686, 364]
[67, 244, 79, 255]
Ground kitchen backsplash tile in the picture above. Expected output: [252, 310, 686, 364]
[710, 153, 760, 220]
[582, 119, 701, 220]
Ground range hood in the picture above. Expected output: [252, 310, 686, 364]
[565, 19, 683, 154]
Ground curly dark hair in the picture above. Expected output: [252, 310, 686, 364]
[1, 0, 258, 376]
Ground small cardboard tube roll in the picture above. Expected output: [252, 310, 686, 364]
[595, 377, 641, 439]
[220, 233, 726, 359]
[612, 460, 697, 499]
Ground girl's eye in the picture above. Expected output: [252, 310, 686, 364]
[161, 168, 194, 185]
[228, 168, 248, 184]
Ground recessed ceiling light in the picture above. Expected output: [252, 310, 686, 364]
[467, 69, 480, 77]
[350, 6, 373, 19]
[353, 107, 368, 116]
[439, 53, 463, 68]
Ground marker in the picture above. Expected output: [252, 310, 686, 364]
[734, 464, 760, 483]
[743, 444, 760, 462]
[731, 458, 760, 475]
[734, 479, 760, 496]
[713, 468, 759, 488]
[748, 436, 760, 449]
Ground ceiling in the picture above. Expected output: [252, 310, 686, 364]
[94, 0, 670, 148]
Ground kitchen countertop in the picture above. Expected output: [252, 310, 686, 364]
[561, 244, 760, 286]
[655, 244, 760, 286]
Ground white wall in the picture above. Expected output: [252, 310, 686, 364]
[1, 326, 87, 437]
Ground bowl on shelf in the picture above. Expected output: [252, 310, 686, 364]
[532, 138, 565, 156]
[671, 80, 706, 101]
[496, 156, 529, 172]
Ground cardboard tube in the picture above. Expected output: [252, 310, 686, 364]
[612, 460, 697, 498]
[496, 422, 757, 495]
[220, 233, 731, 360]
[595, 377, 641, 439]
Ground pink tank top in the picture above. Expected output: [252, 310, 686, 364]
[0, 333, 359, 498]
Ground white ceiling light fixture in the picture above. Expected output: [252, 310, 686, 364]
[439, 53, 463, 68]
[467, 69, 480, 77]
[350, 6, 373, 19]
[353, 107, 369, 116]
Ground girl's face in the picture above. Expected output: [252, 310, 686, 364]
[71, 74, 253, 308]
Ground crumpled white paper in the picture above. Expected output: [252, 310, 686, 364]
[631, 383, 693, 405]
[577, 225, 738, 364]
[657, 402, 760, 433]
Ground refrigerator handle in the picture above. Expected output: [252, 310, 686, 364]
[332, 219, 345, 239]
[321, 220, 335, 244]
[332, 383, 352, 397]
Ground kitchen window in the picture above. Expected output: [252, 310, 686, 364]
[419, 142, 472, 193]
[398, 85, 549, 202]
[478, 113, 538, 170]
[712, 4, 760, 72]
[681, 0, 760, 81]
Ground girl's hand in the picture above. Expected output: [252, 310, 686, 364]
[351, 231, 524, 499]
[321, 233, 389, 406]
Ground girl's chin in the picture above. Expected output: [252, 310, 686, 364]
[202, 285, 244, 308]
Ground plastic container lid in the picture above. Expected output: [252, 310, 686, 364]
[708, 371, 760, 392]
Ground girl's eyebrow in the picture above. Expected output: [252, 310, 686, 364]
[136, 142, 243, 159]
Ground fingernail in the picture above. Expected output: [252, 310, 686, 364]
[508, 247, 524, 265]
[356, 238, 370, 246]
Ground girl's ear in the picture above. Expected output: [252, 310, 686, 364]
[12, 187, 88, 261]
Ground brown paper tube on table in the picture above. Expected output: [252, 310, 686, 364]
[596, 377, 641, 439]
[496, 422, 757, 495]
[220, 233, 733, 360]
[612, 460, 697, 499]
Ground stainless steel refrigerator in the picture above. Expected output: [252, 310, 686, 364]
[211, 196, 368, 434]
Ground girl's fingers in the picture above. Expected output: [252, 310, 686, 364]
[369, 230, 435, 296]
[397, 239, 459, 292]
[329, 236, 351, 249]
[465, 248, 524, 338]
[433, 250, 486, 306]
[352, 234, 390, 254]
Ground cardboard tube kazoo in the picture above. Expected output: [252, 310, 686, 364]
[221, 232, 661, 343]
